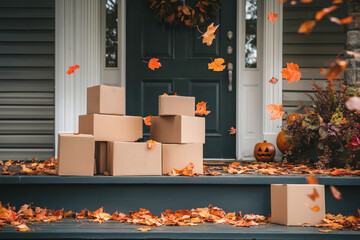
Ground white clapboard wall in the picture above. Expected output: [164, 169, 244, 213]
[0, 0, 55, 160]
[282, 0, 346, 124]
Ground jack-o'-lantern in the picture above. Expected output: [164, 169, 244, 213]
[254, 140, 276, 162]
[276, 131, 296, 154]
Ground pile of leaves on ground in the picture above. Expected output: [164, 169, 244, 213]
[0, 158, 57, 176]
[0, 203, 268, 232]
[316, 211, 360, 232]
[223, 161, 360, 177]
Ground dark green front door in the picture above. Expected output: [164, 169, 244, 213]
[126, 0, 237, 159]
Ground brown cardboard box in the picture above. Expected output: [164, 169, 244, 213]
[87, 85, 125, 115]
[107, 142, 162, 176]
[57, 133, 95, 176]
[162, 143, 203, 175]
[271, 184, 325, 226]
[79, 114, 142, 142]
[95, 141, 107, 174]
[150, 115, 205, 143]
[158, 95, 195, 116]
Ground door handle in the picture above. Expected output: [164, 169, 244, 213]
[227, 62, 233, 92]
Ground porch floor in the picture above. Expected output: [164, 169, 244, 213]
[1, 219, 359, 240]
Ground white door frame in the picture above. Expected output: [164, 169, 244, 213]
[55, 0, 283, 160]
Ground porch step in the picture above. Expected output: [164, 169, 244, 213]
[1, 220, 359, 240]
[1, 175, 359, 216]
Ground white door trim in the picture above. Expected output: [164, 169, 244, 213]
[236, 0, 283, 160]
[55, 0, 101, 157]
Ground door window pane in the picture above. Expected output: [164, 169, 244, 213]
[106, 0, 118, 68]
[245, 0, 257, 68]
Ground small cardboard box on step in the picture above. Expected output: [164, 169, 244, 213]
[87, 85, 125, 115]
[162, 143, 203, 175]
[271, 184, 325, 226]
[150, 115, 205, 144]
[107, 142, 162, 176]
[158, 95, 195, 116]
[79, 114, 142, 142]
[57, 133, 95, 176]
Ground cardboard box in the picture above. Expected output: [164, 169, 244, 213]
[271, 184, 325, 226]
[158, 95, 195, 116]
[95, 141, 107, 174]
[57, 133, 95, 176]
[79, 114, 142, 142]
[150, 115, 205, 144]
[87, 85, 125, 115]
[162, 143, 203, 175]
[107, 142, 162, 176]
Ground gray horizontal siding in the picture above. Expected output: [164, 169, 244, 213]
[282, 0, 346, 118]
[0, 0, 55, 160]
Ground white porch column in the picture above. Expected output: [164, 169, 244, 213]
[262, 0, 283, 158]
[55, 0, 101, 156]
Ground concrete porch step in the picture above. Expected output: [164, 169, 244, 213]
[1, 175, 359, 216]
[1, 220, 359, 240]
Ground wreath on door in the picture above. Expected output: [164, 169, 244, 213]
[147, 0, 222, 27]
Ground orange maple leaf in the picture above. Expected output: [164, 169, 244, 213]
[201, 22, 219, 46]
[195, 101, 211, 116]
[143, 115, 152, 126]
[208, 58, 226, 72]
[329, 15, 353, 25]
[298, 20, 316, 35]
[311, 205, 321, 212]
[307, 188, 320, 201]
[66, 65, 80, 75]
[326, 59, 347, 81]
[268, 12, 278, 23]
[267, 104, 284, 120]
[315, 5, 338, 21]
[330, 185, 342, 200]
[148, 58, 161, 71]
[147, 140, 156, 150]
[228, 127, 236, 135]
[269, 77, 279, 84]
[306, 176, 319, 184]
[281, 62, 301, 83]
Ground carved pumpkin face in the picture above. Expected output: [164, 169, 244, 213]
[254, 141, 276, 162]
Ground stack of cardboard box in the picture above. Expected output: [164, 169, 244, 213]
[150, 95, 205, 175]
[57, 85, 162, 176]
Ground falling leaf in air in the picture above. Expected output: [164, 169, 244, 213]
[346, 96, 360, 111]
[200, 22, 220, 46]
[269, 77, 279, 84]
[66, 65, 80, 75]
[143, 115, 152, 126]
[326, 59, 347, 81]
[228, 127, 236, 135]
[307, 188, 320, 201]
[315, 5, 338, 21]
[306, 176, 318, 184]
[147, 140, 156, 150]
[148, 58, 162, 71]
[138, 228, 151, 232]
[268, 12, 278, 23]
[195, 101, 211, 116]
[311, 205, 321, 212]
[346, 50, 360, 61]
[330, 185, 343, 200]
[298, 20, 316, 35]
[319, 68, 327, 75]
[208, 58, 226, 72]
[282, 62, 301, 83]
[267, 104, 284, 120]
[329, 16, 353, 25]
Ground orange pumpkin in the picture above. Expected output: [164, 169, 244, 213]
[254, 140, 276, 162]
[276, 131, 295, 154]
